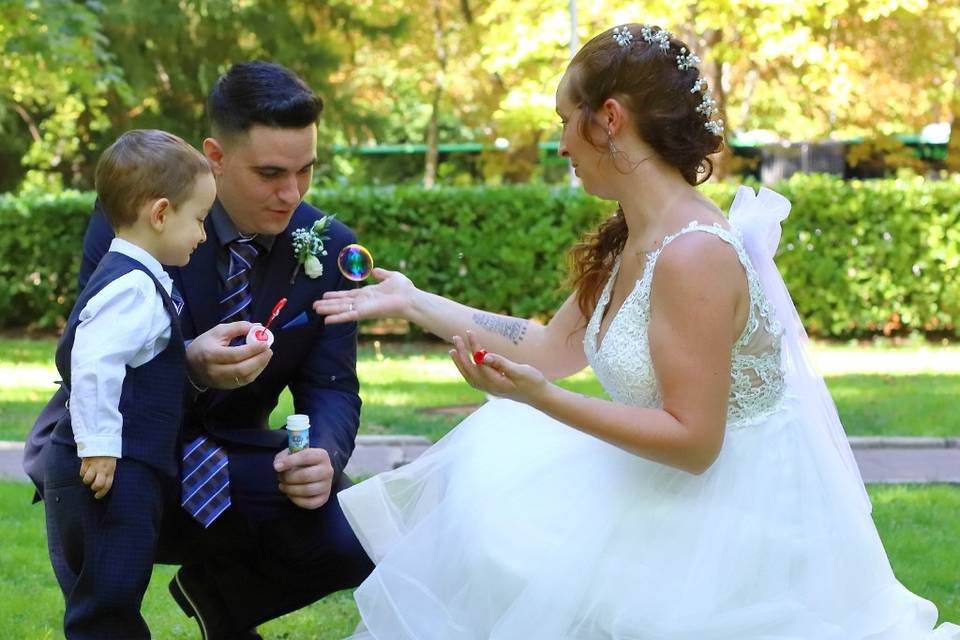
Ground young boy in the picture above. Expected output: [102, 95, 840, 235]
[43, 129, 215, 639]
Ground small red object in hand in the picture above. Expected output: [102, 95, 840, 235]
[254, 328, 269, 341]
[472, 349, 488, 365]
[264, 297, 288, 330]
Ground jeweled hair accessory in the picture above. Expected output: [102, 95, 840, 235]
[705, 119, 725, 136]
[612, 26, 634, 47]
[676, 47, 701, 70]
[639, 25, 671, 50]
[696, 93, 717, 116]
[629, 24, 725, 137]
[693, 83, 723, 136]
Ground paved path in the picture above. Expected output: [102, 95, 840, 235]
[2, 436, 958, 484]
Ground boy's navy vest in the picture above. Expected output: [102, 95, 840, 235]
[52, 252, 185, 478]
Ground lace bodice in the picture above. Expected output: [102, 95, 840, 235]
[583, 222, 785, 428]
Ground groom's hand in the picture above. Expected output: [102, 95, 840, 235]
[186, 321, 273, 389]
[274, 448, 334, 509]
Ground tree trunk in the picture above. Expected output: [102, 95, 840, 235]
[701, 29, 732, 179]
[681, 7, 731, 180]
[424, 86, 441, 189]
[13, 104, 41, 143]
[947, 40, 960, 173]
[424, 0, 447, 189]
[950, 114, 960, 174]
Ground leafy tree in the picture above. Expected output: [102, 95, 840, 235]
[2, 0, 957, 190]
[0, 0, 125, 190]
[1, 0, 404, 190]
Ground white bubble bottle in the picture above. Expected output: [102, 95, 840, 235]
[286, 414, 310, 452]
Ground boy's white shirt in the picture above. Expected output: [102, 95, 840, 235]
[69, 237, 175, 459]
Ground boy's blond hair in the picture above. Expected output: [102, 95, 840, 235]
[94, 129, 212, 230]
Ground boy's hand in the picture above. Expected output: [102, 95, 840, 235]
[80, 456, 117, 499]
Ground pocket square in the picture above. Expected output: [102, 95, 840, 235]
[280, 310, 309, 331]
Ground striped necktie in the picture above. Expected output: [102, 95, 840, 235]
[180, 435, 230, 527]
[219, 237, 261, 324]
[180, 237, 260, 527]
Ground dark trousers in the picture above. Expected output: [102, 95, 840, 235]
[44, 441, 373, 633]
[44, 442, 165, 640]
[155, 442, 374, 629]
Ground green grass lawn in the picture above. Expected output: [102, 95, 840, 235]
[3, 338, 958, 636]
[2, 480, 957, 637]
[1, 338, 959, 442]
[0, 482, 359, 638]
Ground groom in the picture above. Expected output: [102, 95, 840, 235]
[24, 61, 373, 637]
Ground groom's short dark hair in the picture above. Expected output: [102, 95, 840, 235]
[207, 61, 323, 138]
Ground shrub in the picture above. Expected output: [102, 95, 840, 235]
[0, 190, 95, 330]
[1, 176, 957, 338]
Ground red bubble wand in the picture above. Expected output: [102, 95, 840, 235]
[254, 297, 288, 341]
[264, 298, 288, 330]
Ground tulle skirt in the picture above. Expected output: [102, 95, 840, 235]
[340, 397, 959, 639]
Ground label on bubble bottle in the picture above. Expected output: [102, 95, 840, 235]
[286, 414, 310, 453]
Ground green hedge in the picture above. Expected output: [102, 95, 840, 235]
[0, 190, 96, 330]
[730, 175, 960, 337]
[2, 175, 958, 337]
[312, 184, 604, 325]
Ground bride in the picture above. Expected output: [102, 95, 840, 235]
[314, 24, 959, 640]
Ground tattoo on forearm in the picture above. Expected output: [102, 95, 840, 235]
[472, 313, 528, 345]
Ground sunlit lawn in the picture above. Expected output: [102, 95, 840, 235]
[2, 480, 957, 638]
[3, 337, 959, 637]
[0, 476, 359, 638]
[2, 337, 958, 442]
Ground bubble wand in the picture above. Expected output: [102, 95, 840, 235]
[247, 297, 288, 346]
[263, 297, 288, 331]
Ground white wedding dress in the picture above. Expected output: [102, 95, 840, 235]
[340, 188, 959, 639]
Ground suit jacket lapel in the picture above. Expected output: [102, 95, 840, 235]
[249, 229, 295, 327]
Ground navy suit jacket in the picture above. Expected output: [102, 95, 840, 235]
[25, 200, 362, 491]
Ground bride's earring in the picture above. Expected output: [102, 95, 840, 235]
[607, 129, 620, 155]
[608, 128, 653, 173]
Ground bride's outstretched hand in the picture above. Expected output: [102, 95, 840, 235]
[313, 267, 414, 324]
[450, 331, 549, 405]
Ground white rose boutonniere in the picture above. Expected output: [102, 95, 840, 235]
[303, 255, 323, 278]
[291, 215, 335, 284]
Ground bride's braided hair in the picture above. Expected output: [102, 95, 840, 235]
[566, 24, 724, 320]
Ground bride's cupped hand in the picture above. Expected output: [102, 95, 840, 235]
[312, 267, 414, 324]
[451, 331, 549, 405]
